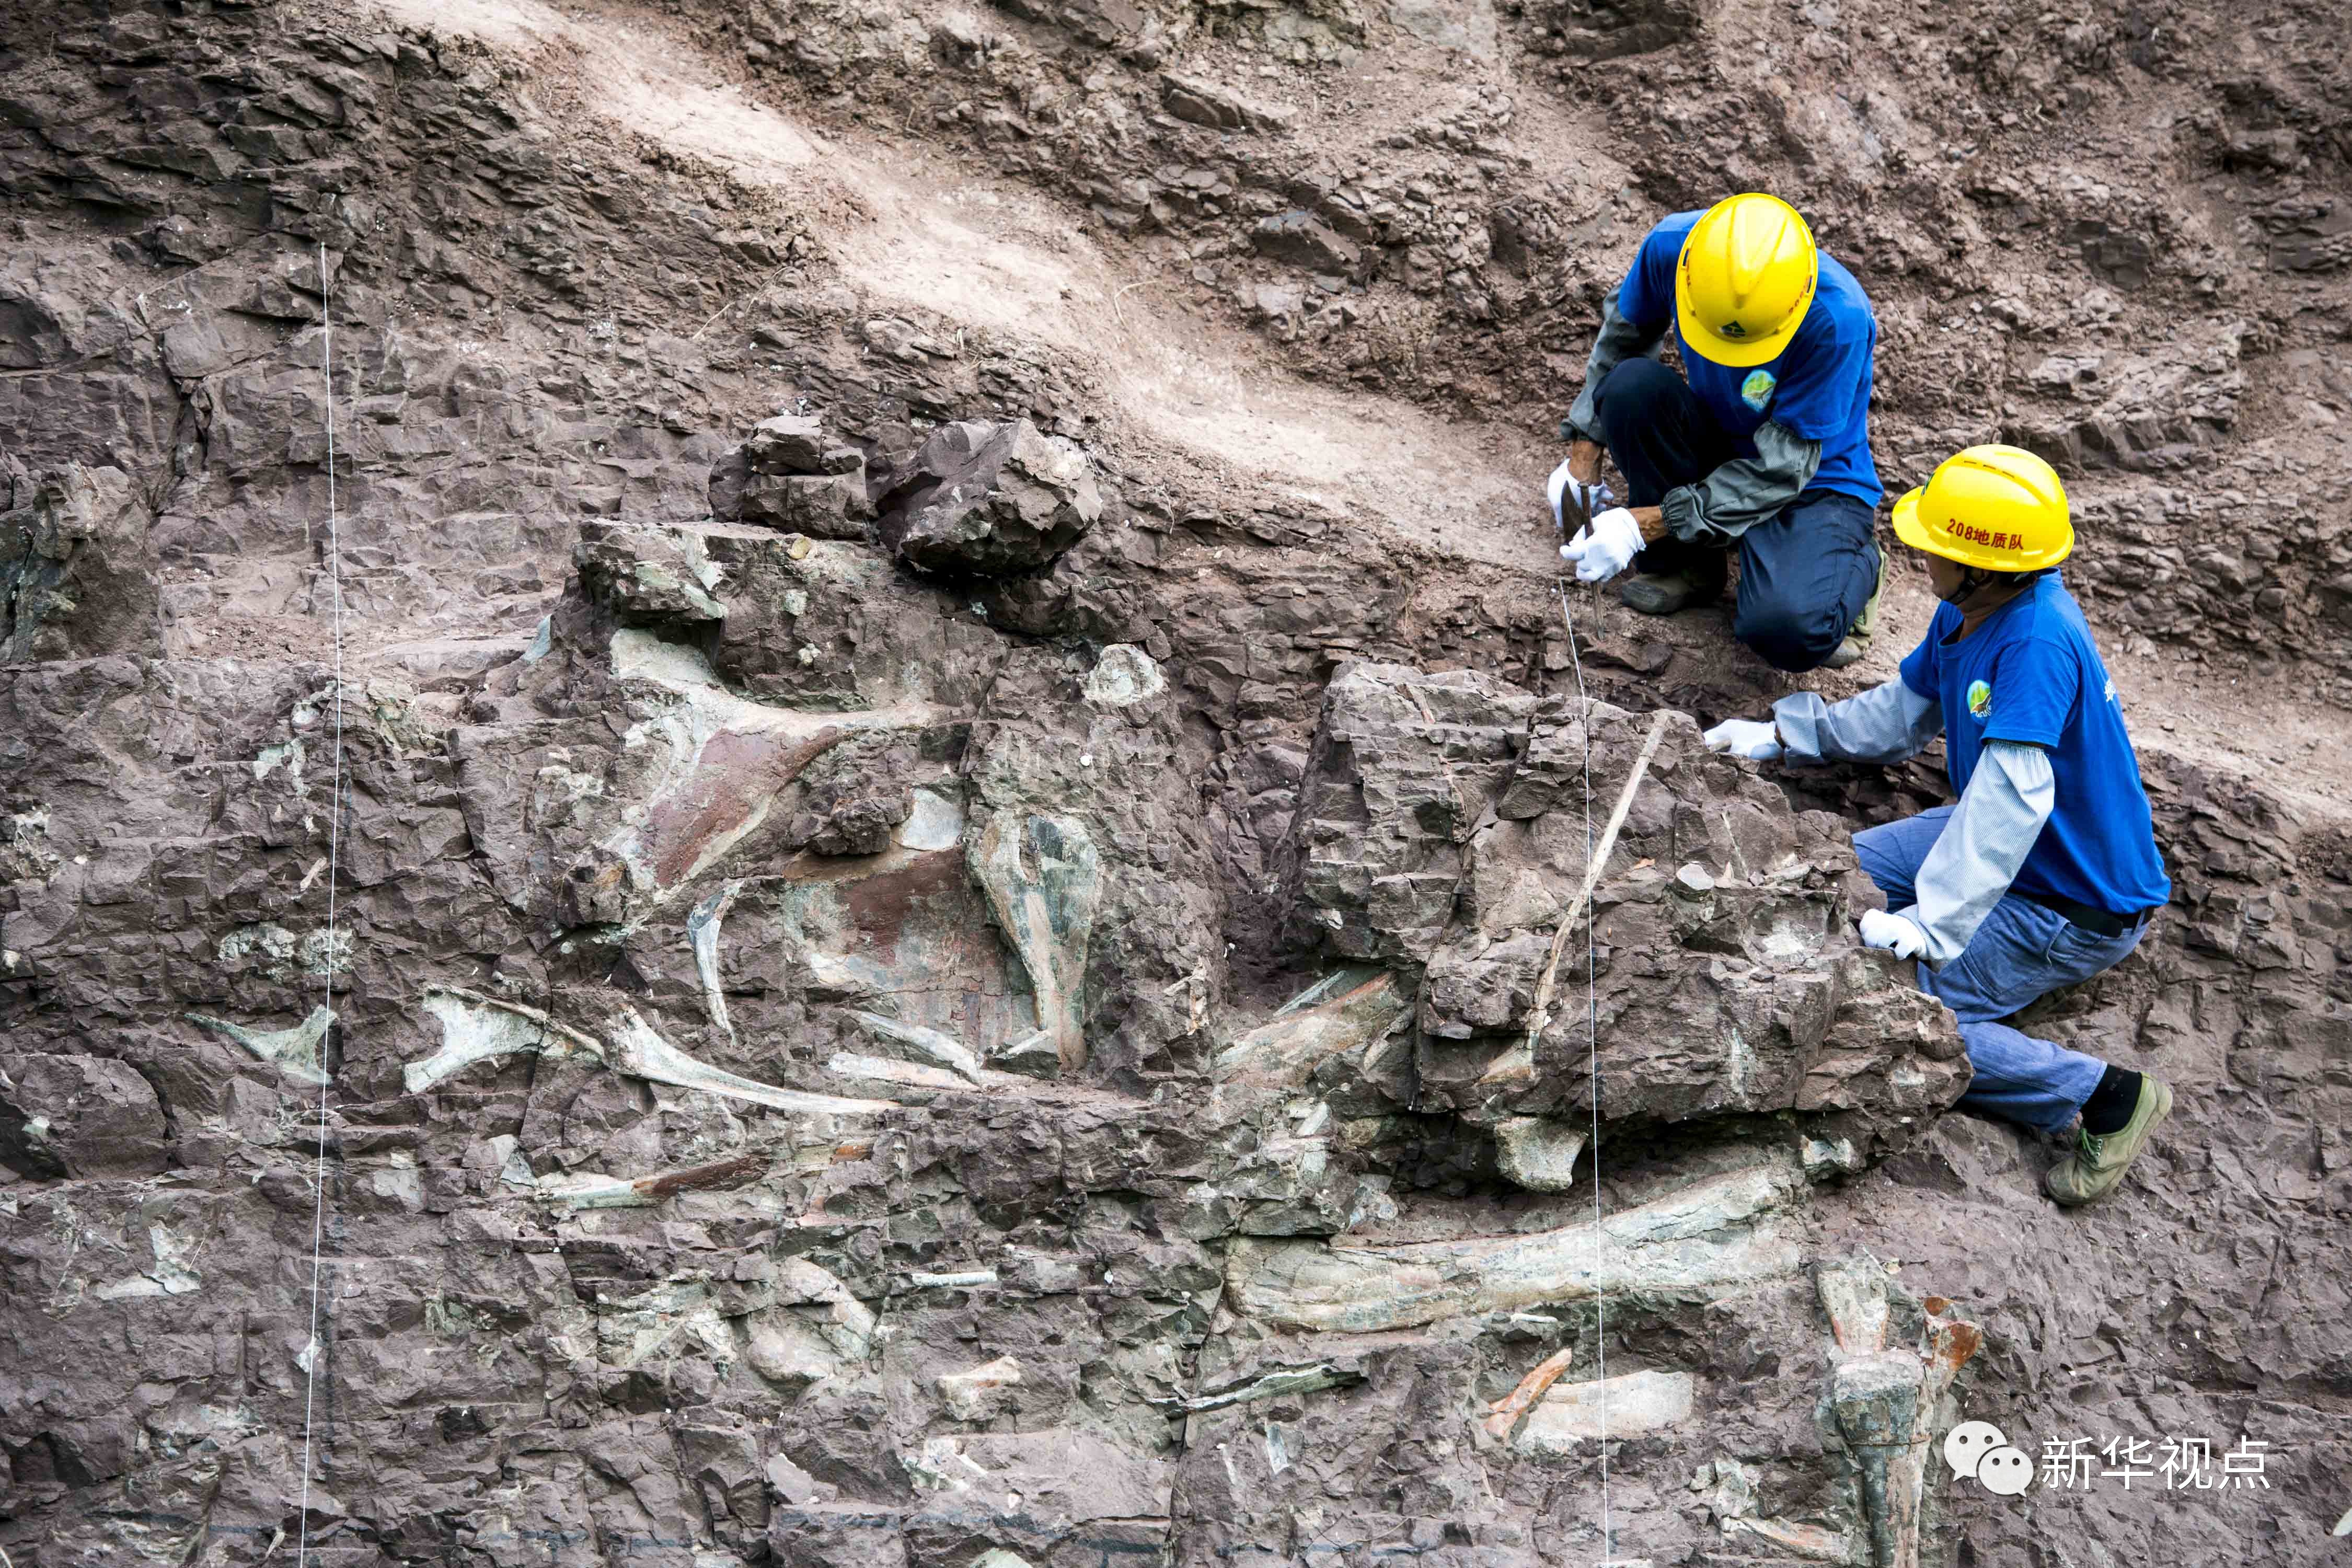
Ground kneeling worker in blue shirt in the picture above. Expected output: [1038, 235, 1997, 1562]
[1551, 192, 1884, 672]
[1701, 445, 2174, 1206]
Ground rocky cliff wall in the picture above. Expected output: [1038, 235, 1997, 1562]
[0, 2, 2347, 1565]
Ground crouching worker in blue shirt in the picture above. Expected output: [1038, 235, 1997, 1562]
[1550, 192, 1885, 672]
[1701, 446, 2174, 1206]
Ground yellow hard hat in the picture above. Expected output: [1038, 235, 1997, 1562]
[1674, 194, 1819, 368]
[1890, 445, 2074, 571]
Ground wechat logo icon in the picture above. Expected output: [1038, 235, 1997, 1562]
[1946, 1421, 2033, 1497]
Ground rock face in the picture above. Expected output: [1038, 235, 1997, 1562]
[709, 411, 875, 540]
[877, 419, 1103, 577]
[1276, 663, 1967, 1170]
[0, 464, 158, 662]
[1, 3, 2348, 1567]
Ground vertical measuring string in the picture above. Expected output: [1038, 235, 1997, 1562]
[1555, 577, 1611, 1559]
[295, 236, 347, 1566]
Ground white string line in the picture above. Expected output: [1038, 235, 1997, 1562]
[296, 234, 347, 1567]
[1556, 578, 1610, 1560]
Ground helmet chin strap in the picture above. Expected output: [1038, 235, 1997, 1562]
[1936, 564, 2000, 606]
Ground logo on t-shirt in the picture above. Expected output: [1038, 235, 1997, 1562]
[1967, 679, 1992, 720]
[1741, 370, 1777, 411]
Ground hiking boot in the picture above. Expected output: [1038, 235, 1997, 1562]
[1819, 635, 1867, 670]
[1815, 546, 1890, 670]
[1853, 541, 1888, 640]
[1618, 571, 1715, 616]
[2044, 1074, 2173, 1207]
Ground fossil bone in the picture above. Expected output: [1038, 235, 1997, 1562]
[1814, 1258, 1986, 1568]
[1226, 1158, 1804, 1332]
[850, 1010, 984, 1083]
[188, 1006, 333, 1086]
[1514, 1368, 1694, 1456]
[606, 1006, 899, 1115]
[1816, 1253, 1894, 1356]
[536, 1152, 769, 1210]
[1215, 968, 1403, 1088]
[1481, 1346, 1574, 1439]
[687, 880, 745, 1039]
[1162, 1363, 1366, 1416]
[1492, 1117, 1588, 1194]
[937, 1354, 1024, 1420]
[827, 1051, 988, 1097]
[405, 987, 605, 1092]
[970, 811, 1101, 1073]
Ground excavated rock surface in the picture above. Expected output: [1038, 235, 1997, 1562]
[0, 2, 2347, 1566]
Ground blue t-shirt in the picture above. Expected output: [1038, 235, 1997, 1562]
[1898, 575, 2171, 917]
[1615, 211, 1882, 506]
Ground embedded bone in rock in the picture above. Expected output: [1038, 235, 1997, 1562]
[1481, 1344, 1575, 1438]
[1282, 661, 1967, 1159]
[1513, 1368, 1697, 1456]
[535, 1150, 769, 1211]
[187, 1005, 333, 1086]
[877, 418, 1103, 577]
[936, 1353, 1023, 1421]
[1170, 1362, 1366, 1415]
[849, 1010, 985, 1083]
[1491, 1115, 1588, 1192]
[745, 821, 1049, 1054]
[1812, 1253, 1988, 1568]
[958, 643, 1232, 1082]
[689, 880, 744, 1037]
[1082, 642, 1169, 707]
[968, 811, 1102, 1073]
[826, 1050, 982, 1099]
[1213, 967, 1405, 1088]
[405, 987, 606, 1092]
[454, 635, 931, 924]
[3, 6, 2344, 1565]
[604, 1006, 902, 1116]
[0, 463, 158, 662]
[1225, 1158, 1804, 1331]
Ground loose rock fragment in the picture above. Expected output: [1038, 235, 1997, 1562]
[878, 419, 1102, 577]
[1492, 1116, 1587, 1193]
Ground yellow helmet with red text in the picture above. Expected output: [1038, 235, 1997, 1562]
[1890, 445, 2074, 571]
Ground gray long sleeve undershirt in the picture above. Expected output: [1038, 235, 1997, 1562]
[1662, 421, 1821, 545]
[1772, 677, 2055, 966]
[1773, 679, 1942, 766]
[1563, 294, 1823, 546]
[1562, 294, 1662, 446]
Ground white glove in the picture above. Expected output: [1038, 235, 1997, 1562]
[1703, 718, 1781, 760]
[1858, 909, 1927, 960]
[1560, 506, 1644, 585]
[1546, 456, 1616, 534]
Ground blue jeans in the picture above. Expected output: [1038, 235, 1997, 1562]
[1853, 808, 2145, 1132]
